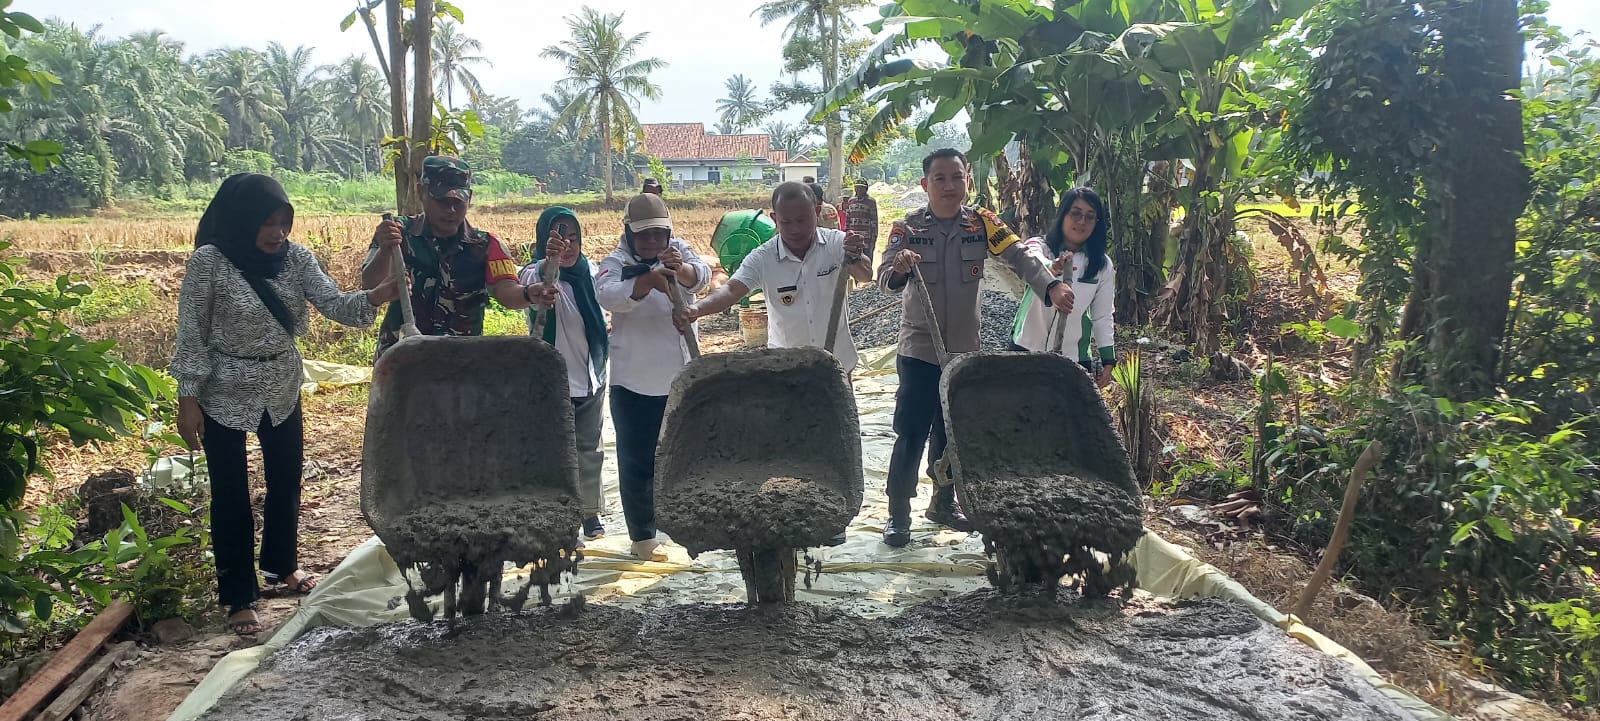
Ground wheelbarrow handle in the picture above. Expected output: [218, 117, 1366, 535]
[527, 250, 563, 340]
[1045, 267, 1069, 355]
[823, 256, 851, 356]
[910, 268, 949, 367]
[382, 213, 419, 338]
[665, 273, 701, 360]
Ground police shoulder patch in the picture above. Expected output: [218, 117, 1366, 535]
[886, 221, 909, 248]
[976, 207, 1020, 255]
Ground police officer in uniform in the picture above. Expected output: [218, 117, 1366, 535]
[876, 148, 1077, 547]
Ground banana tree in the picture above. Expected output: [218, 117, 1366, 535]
[1109, 0, 1316, 354]
[819, 0, 1186, 315]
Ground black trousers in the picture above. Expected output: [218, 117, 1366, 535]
[886, 355, 947, 501]
[609, 385, 667, 542]
[203, 404, 304, 610]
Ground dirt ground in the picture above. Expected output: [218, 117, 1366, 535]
[196, 592, 1412, 721]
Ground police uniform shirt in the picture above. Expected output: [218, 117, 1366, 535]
[731, 228, 858, 373]
[875, 205, 1057, 366]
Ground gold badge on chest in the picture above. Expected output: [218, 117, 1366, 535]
[776, 285, 798, 306]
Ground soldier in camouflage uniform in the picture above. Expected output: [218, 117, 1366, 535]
[362, 156, 560, 361]
[875, 148, 1077, 548]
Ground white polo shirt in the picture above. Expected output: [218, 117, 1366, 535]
[730, 228, 858, 373]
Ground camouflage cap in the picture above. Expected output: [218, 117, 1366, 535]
[421, 155, 473, 201]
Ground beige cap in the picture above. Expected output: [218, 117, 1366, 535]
[624, 192, 671, 233]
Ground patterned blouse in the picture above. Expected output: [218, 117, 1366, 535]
[172, 243, 378, 432]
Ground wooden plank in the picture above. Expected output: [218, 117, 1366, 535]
[0, 600, 134, 721]
[35, 642, 137, 721]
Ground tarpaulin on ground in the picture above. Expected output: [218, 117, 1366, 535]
[165, 347, 1451, 721]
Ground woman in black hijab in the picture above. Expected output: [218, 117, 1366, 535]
[172, 173, 400, 635]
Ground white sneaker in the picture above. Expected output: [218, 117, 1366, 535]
[631, 539, 668, 562]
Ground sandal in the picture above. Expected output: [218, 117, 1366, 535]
[265, 569, 320, 594]
[226, 604, 262, 636]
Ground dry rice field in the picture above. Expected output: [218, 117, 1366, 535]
[0, 208, 731, 257]
[0, 208, 741, 372]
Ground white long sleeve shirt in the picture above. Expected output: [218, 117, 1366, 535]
[595, 239, 711, 397]
[520, 259, 605, 398]
[729, 229, 859, 373]
[1010, 237, 1116, 364]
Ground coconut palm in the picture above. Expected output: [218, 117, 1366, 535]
[433, 20, 491, 109]
[262, 42, 321, 170]
[202, 47, 283, 152]
[754, 0, 869, 198]
[716, 74, 763, 132]
[323, 55, 387, 172]
[540, 7, 665, 201]
[762, 120, 818, 155]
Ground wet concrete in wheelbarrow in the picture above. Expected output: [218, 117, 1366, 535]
[197, 590, 1412, 721]
[656, 348, 864, 603]
[941, 350, 1149, 594]
[362, 336, 584, 621]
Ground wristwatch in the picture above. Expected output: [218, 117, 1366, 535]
[522, 284, 535, 304]
[1044, 279, 1063, 306]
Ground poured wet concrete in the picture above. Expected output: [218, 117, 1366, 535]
[196, 590, 1412, 721]
[942, 351, 1147, 592]
[362, 336, 583, 619]
[657, 348, 864, 600]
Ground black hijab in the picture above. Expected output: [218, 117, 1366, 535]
[195, 173, 296, 334]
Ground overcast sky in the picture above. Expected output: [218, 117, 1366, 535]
[31, 0, 1600, 130]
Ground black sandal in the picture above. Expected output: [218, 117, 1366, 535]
[226, 603, 262, 636]
[265, 570, 320, 595]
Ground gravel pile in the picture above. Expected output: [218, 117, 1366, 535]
[846, 285, 1019, 351]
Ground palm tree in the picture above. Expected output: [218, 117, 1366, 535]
[433, 20, 491, 109]
[754, 0, 866, 199]
[107, 31, 224, 183]
[762, 120, 818, 155]
[203, 48, 284, 152]
[716, 74, 763, 132]
[262, 42, 320, 170]
[324, 55, 388, 172]
[471, 93, 524, 133]
[541, 7, 665, 201]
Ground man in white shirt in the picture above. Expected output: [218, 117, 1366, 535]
[677, 181, 872, 372]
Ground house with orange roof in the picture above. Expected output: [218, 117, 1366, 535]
[637, 123, 820, 188]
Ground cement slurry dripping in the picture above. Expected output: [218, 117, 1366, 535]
[197, 590, 1416, 721]
[656, 348, 864, 603]
[361, 336, 585, 621]
[383, 495, 583, 619]
[941, 351, 1148, 594]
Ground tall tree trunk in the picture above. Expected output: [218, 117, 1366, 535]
[384, 0, 415, 213]
[822, 6, 843, 203]
[600, 102, 614, 202]
[1407, 0, 1528, 401]
[410, 0, 435, 195]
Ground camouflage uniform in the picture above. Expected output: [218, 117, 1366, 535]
[364, 157, 519, 361]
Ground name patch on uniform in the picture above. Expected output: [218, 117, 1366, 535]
[907, 236, 935, 246]
[776, 285, 797, 306]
